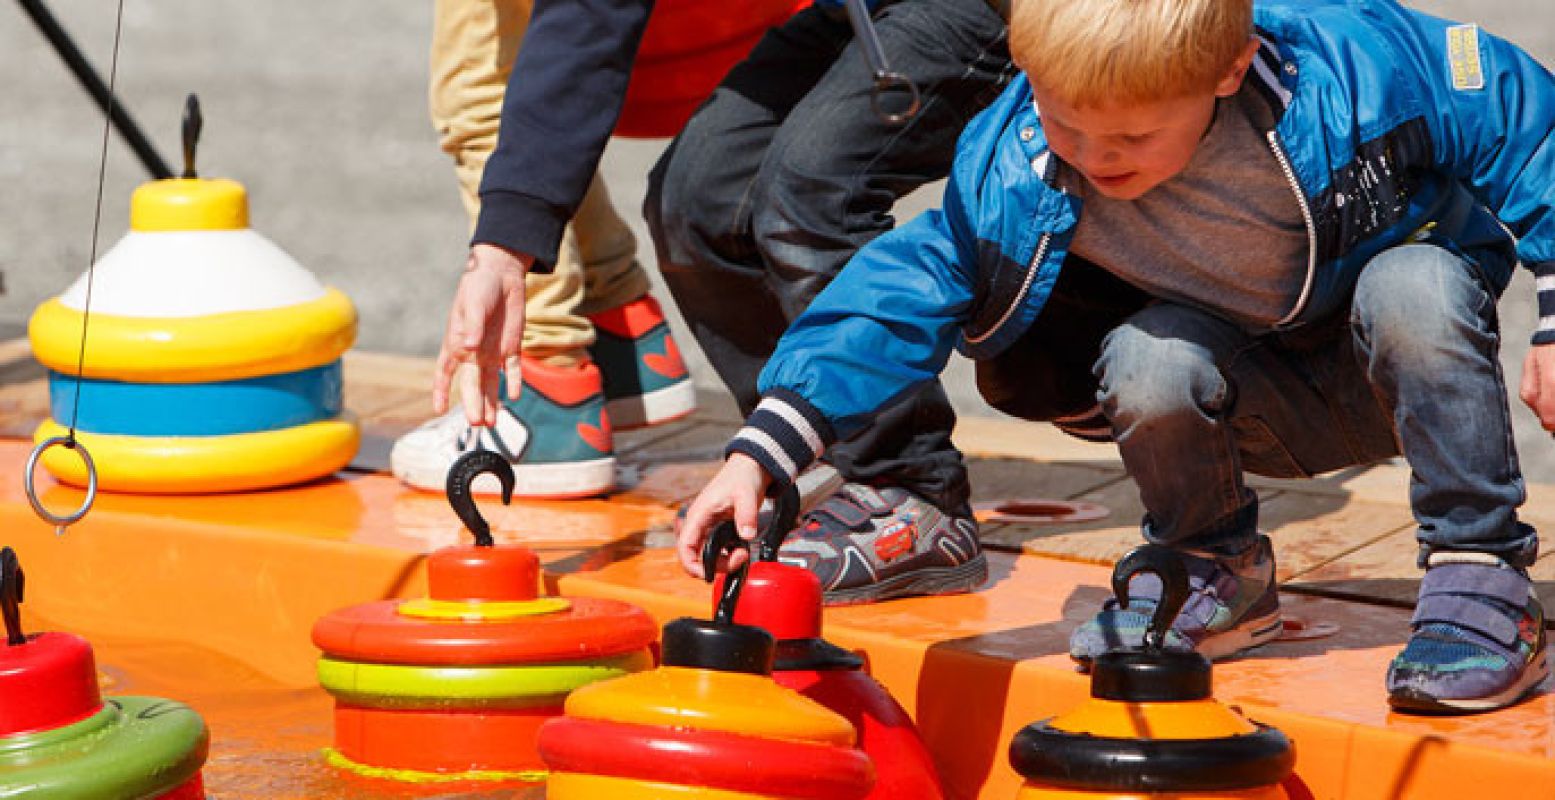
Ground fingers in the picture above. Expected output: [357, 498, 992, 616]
[678, 501, 716, 579]
[733, 484, 759, 543]
[1520, 348, 1539, 414]
[433, 346, 458, 415]
[504, 357, 524, 402]
[459, 363, 487, 427]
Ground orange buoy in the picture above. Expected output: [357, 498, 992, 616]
[0, 547, 208, 798]
[539, 506, 876, 798]
[312, 453, 657, 785]
[1009, 546, 1296, 799]
[616, 0, 809, 138]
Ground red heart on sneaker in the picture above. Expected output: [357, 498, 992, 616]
[643, 337, 688, 379]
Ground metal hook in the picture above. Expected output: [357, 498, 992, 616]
[1111, 544, 1191, 652]
[24, 436, 96, 536]
[445, 450, 514, 547]
[2, 547, 26, 646]
[843, 0, 920, 125]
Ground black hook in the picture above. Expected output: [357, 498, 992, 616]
[1112, 544, 1190, 652]
[700, 485, 803, 624]
[446, 451, 514, 547]
[181, 93, 201, 179]
[2, 547, 26, 647]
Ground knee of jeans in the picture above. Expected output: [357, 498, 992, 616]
[1097, 323, 1228, 424]
[645, 149, 742, 272]
[1353, 245, 1489, 366]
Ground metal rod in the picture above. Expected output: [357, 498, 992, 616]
[17, 0, 173, 179]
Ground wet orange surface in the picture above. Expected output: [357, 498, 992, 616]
[3, 440, 1553, 800]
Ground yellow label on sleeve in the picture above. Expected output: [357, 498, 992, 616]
[1447, 24, 1485, 92]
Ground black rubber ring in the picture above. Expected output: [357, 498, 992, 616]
[1008, 721, 1295, 792]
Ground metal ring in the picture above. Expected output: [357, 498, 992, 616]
[24, 436, 97, 530]
[870, 72, 921, 125]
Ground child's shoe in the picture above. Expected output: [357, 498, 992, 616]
[775, 483, 987, 606]
[586, 294, 697, 430]
[1386, 553, 1548, 714]
[389, 357, 615, 498]
[1069, 534, 1282, 664]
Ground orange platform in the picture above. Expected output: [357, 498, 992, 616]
[2, 432, 1552, 799]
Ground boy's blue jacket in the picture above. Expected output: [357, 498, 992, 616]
[732, 0, 1555, 487]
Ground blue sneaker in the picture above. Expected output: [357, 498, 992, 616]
[587, 294, 697, 430]
[390, 357, 615, 498]
[775, 483, 986, 606]
[1387, 553, 1549, 714]
[1070, 535, 1282, 664]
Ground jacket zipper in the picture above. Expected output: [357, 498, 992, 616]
[967, 231, 1051, 346]
[1267, 130, 1318, 327]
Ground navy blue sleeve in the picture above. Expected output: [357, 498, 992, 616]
[472, 0, 655, 272]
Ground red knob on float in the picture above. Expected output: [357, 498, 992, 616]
[0, 546, 208, 799]
[428, 543, 540, 602]
[312, 452, 657, 785]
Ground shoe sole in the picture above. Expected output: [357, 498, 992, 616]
[821, 554, 989, 606]
[1198, 610, 1285, 661]
[393, 451, 616, 498]
[606, 379, 698, 431]
[1388, 647, 1550, 714]
[1070, 609, 1285, 667]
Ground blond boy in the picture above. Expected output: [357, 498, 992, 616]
[677, 0, 1555, 713]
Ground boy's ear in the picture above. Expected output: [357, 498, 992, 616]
[1215, 37, 1262, 98]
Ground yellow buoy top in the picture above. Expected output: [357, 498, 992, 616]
[130, 178, 248, 232]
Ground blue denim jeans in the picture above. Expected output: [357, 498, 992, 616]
[1095, 244, 1538, 567]
[644, 0, 1013, 510]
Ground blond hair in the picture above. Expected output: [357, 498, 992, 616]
[1011, 0, 1254, 106]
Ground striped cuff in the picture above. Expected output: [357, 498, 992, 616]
[725, 390, 836, 487]
[1535, 265, 1555, 345]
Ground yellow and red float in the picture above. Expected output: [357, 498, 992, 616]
[28, 163, 358, 493]
[0, 547, 209, 798]
[1008, 546, 1296, 799]
[540, 503, 877, 799]
[312, 536, 657, 783]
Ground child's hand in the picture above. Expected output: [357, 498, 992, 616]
[676, 453, 772, 580]
[1520, 343, 1555, 430]
[433, 244, 531, 427]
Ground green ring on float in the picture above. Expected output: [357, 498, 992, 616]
[397, 597, 572, 621]
[324, 748, 547, 784]
[316, 650, 653, 709]
[0, 697, 207, 798]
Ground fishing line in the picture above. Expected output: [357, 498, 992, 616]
[22, 0, 124, 534]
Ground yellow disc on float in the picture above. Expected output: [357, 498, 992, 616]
[29, 290, 356, 383]
[34, 417, 359, 494]
[130, 178, 248, 231]
[397, 597, 572, 621]
[562, 666, 856, 746]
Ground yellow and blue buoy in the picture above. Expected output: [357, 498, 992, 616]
[29, 163, 359, 493]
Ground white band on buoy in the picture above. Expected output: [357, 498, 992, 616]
[24, 437, 97, 535]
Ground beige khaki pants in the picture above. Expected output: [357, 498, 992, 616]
[429, 0, 650, 363]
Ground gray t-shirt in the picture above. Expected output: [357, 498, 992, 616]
[1063, 84, 1308, 332]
